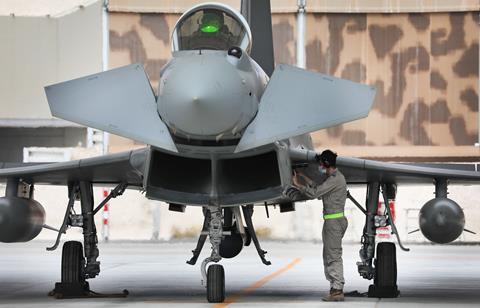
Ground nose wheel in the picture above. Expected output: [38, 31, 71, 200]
[207, 264, 225, 303]
[199, 206, 227, 303]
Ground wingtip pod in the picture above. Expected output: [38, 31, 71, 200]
[44, 64, 178, 153]
[234, 65, 377, 153]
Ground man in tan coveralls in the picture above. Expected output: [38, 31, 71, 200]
[293, 150, 348, 302]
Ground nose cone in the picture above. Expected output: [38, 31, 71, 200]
[158, 54, 255, 138]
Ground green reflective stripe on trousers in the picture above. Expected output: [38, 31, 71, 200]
[323, 212, 344, 220]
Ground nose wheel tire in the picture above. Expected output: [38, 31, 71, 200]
[62, 241, 85, 283]
[207, 264, 225, 303]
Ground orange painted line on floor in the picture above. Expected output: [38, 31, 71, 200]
[213, 257, 302, 308]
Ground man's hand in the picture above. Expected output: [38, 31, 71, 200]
[292, 170, 300, 187]
[293, 170, 314, 187]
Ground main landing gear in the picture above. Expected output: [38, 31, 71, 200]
[348, 182, 408, 298]
[47, 182, 128, 299]
[188, 205, 271, 303]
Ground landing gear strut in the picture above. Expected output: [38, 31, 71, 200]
[351, 182, 406, 298]
[48, 181, 99, 298]
[188, 205, 271, 303]
[48, 182, 128, 299]
[201, 206, 225, 303]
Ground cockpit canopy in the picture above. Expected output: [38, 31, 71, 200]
[172, 3, 252, 53]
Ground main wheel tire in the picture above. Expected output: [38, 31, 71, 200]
[61, 241, 85, 283]
[207, 264, 225, 303]
[374, 242, 397, 288]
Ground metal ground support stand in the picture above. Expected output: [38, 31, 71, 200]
[242, 204, 271, 265]
[200, 206, 226, 303]
[187, 208, 210, 265]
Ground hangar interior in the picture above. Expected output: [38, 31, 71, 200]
[0, 0, 479, 242]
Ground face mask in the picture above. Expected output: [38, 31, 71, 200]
[319, 166, 327, 175]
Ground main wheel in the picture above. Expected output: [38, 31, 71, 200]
[368, 242, 399, 298]
[375, 242, 397, 288]
[207, 264, 225, 303]
[61, 241, 85, 283]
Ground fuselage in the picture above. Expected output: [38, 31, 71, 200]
[154, 2, 270, 149]
[157, 50, 268, 144]
[141, 3, 318, 206]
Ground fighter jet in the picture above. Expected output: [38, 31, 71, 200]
[0, 0, 479, 303]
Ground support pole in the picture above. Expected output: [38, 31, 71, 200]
[296, 0, 306, 69]
[101, 189, 109, 242]
[477, 11, 480, 147]
[102, 0, 110, 155]
[292, 0, 308, 240]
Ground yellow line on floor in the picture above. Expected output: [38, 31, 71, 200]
[213, 257, 302, 308]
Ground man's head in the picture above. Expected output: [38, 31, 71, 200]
[316, 150, 337, 172]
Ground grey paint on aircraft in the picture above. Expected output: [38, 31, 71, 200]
[157, 51, 261, 141]
[235, 64, 377, 153]
[45, 64, 178, 153]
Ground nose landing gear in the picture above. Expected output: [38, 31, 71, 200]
[198, 206, 226, 303]
[189, 205, 271, 303]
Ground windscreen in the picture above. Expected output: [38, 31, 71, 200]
[175, 9, 248, 51]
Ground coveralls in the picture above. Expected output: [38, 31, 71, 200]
[301, 170, 348, 290]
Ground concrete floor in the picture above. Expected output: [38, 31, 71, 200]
[0, 241, 479, 307]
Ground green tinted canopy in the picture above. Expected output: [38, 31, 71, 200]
[200, 12, 222, 33]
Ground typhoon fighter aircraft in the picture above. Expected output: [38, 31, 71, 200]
[0, 0, 479, 303]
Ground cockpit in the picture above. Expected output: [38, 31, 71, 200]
[171, 3, 252, 53]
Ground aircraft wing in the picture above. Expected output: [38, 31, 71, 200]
[235, 65, 376, 153]
[337, 156, 480, 184]
[0, 149, 148, 186]
[45, 64, 177, 153]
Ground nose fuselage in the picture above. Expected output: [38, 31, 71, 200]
[157, 51, 266, 143]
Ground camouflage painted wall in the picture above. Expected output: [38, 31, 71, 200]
[109, 12, 178, 91]
[109, 11, 479, 152]
[306, 12, 479, 148]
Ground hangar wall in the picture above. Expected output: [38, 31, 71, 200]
[0, 0, 104, 161]
[307, 12, 479, 155]
[0, 0, 103, 121]
[107, 0, 479, 161]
